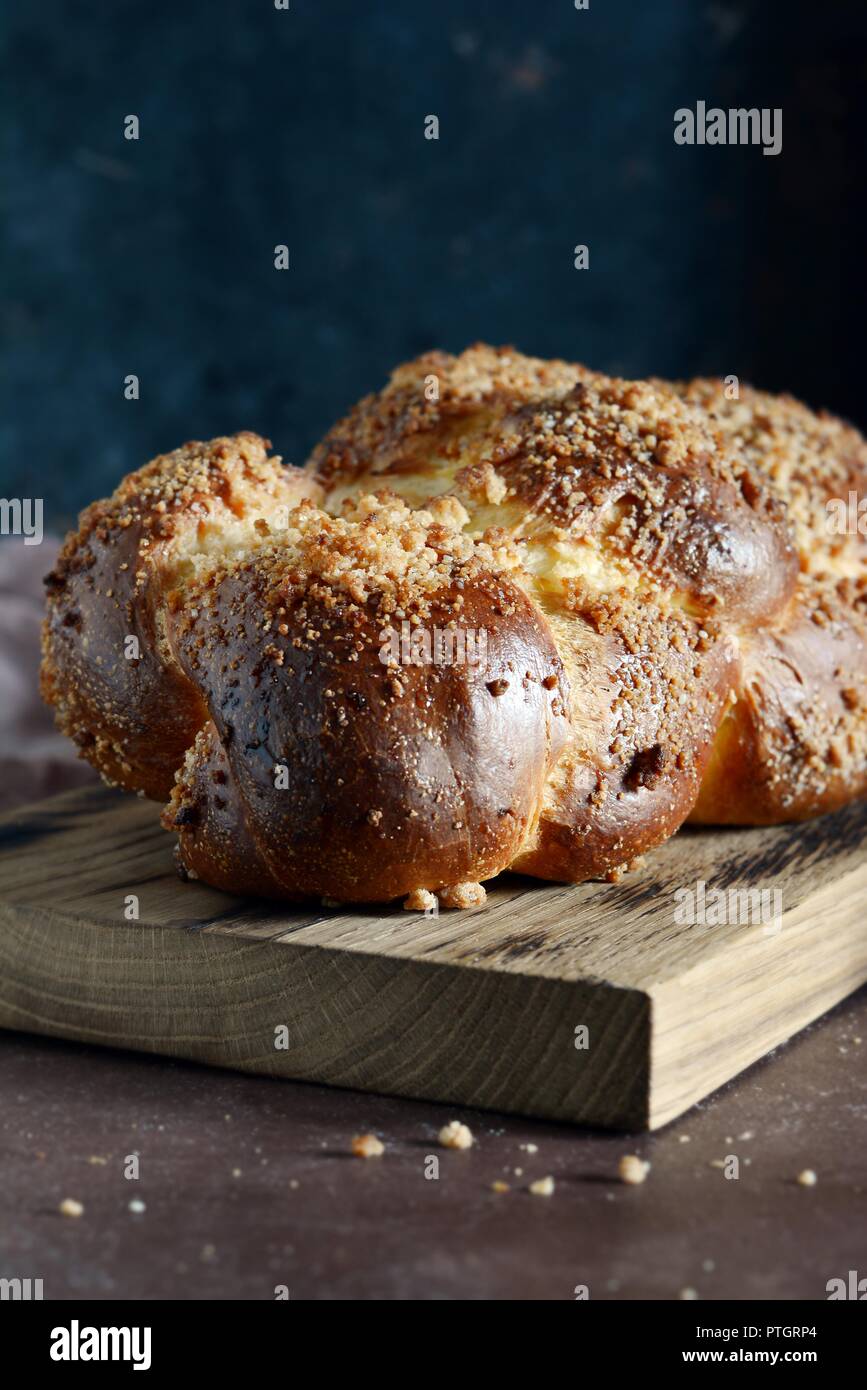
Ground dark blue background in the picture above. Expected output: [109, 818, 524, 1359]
[3, 0, 865, 522]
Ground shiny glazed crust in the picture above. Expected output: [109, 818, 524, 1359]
[41, 432, 320, 800]
[41, 347, 867, 904]
[677, 380, 867, 822]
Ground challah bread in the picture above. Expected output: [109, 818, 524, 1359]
[676, 380, 867, 823]
[164, 494, 570, 901]
[41, 346, 867, 906]
[41, 432, 320, 800]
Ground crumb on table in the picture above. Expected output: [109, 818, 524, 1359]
[439, 881, 486, 910]
[439, 1120, 474, 1150]
[403, 887, 437, 913]
[529, 1176, 555, 1197]
[351, 1133, 385, 1159]
[618, 1154, 650, 1185]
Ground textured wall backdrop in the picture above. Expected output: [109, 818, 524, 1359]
[3, 0, 865, 521]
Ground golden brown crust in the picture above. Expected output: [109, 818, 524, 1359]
[514, 592, 739, 880]
[310, 343, 592, 493]
[41, 432, 319, 799]
[677, 380, 867, 824]
[41, 348, 867, 902]
[676, 378, 867, 578]
[162, 496, 570, 902]
[691, 581, 867, 823]
[309, 350, 802, 875]
[318, 353, 798, 626]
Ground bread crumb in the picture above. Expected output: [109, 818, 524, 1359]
[59, 1198, 84, 1218]
[679, 1287, 699, 1300]
[618, 1154, 650, 1185]
[529, 1176, 555, 1197]
[289, 1179, 300, 1190]
[439, 1120, 474, 1150]
[490, 1180, 510, 1194]
[87, 1155, 108, 1166]
[128, 1198, 146, 1214]
[351, 1133, 385, 1159]
[797, 1168, 817, 1187]
[403, 887, 437, 913]
[678, 1135, 691, 1144]
[520, 1142, 539, 1154]
[439, 881, 486, 910]
[606, 854, 647, 884]
[231, 1168, 242, 1178]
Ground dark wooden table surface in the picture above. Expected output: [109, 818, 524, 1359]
[2, 986, 865, 1301]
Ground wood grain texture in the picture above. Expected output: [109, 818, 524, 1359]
[0, 785, 865, 1129]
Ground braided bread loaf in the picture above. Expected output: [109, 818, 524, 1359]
[42, 347, 867, 907]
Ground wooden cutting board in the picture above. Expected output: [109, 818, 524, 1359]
[0, 784, 865, 1130]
